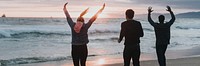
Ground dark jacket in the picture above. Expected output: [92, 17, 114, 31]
[153, 23, 172, 45]
[67, 17, 93, 45]
[119, 20, 144, 46]
[148, 11, 176, 45]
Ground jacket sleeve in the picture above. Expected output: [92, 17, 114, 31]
[64, 8, 75, 28]
[148, 12, 156, 27]
[66, 17, 75, 28]
[119, 23, 125, 42]
[85, 20, 93, 29]
[166, 11, 176, 27]
[139, 22, 144, 37]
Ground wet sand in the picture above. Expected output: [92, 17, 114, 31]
[8, 46, 200, 66]
[103, 57, 200, 66]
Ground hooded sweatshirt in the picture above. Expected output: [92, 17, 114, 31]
[66, 17, 93, 45]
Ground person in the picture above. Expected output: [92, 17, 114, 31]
[148, 6, 176, 66]
[118, 9, 144, 66]
[1, 14, 6, 17]
[63, 2, 105, 66]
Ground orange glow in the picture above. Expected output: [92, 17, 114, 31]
[82, 6, 108, 18]
[97, 58, 106, 65]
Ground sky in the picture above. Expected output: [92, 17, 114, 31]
[0, 0, 200, 18]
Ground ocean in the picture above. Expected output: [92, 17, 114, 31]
[0, 17, 200, 65]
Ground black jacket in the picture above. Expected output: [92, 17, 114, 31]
[119, 20, 144, 46]
[153, 23, 171, 45]
[148, 11, 176, 45]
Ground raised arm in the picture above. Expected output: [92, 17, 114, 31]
[63, 2, 74, 28]
[166, 6, 176, 26]
[148, 7, 156, 27]
[86, 3, 105, 28]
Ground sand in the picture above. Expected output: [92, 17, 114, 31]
[103, 57, 200, 66]
[9, 56, 200, 66]
[8, 46, 200, 66]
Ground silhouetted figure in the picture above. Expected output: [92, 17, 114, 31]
[148, 6, 176, 66]
[63, 2, 105, 66]
[2, 14, 6, 17]
[118, 9, 144, 66]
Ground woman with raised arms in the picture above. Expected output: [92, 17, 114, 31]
[63, 2, 105, 66]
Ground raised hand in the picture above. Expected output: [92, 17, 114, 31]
[148, 6, 153, 13]
[87, 3, 106, 28]
[167, 6, 176, 25]
[63, 2, 68, 12]
[102, 3, 105, 10]
[63, 2, 72, 20]
[166, 6, 172, 12]
[97, 3, 105, 13]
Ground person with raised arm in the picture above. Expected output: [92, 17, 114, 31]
[148, 6, 176, 66]
[63, 2, 105, 66]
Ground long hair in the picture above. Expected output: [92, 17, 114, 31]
[77, 8, 89, 22]
[77, 17, 84, 22]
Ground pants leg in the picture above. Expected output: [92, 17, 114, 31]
[80, 45, 88, 66]
[72, 45, 80, 66]
[132, 46, 140, 66]
[156, 44, 168, 66]
[123, 46, 131, 66]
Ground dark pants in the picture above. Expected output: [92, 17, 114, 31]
[156, 44, 168, 66]
[72, 45, 88, 66]
[123, 45, 140, 66]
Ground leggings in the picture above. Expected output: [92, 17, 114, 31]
[123, 45, 141, 66]
[72, 45, 88, 66]
[156, 44, 168, 66]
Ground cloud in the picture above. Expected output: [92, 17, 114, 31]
[132, 0, 200, 10]
[1, 0, 199, 17]
[2, 0, 200, 10]
[114, 0, 133, 3]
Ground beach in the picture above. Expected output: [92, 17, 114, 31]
[6, 46, 200, 66]
[8, 55, 200, 66]
[103, 57, 200, 66]
[1, 18, 200, 66]
[1, 0, 200, 66]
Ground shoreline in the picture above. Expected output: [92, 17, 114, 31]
[7, 46, 200, 66]
[103, 56, 200, 66]
[8, 56, 200, 66]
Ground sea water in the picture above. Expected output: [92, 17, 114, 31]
[0, 17, 200, 65]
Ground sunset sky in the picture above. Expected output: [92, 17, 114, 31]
[0, 0, 200, 18]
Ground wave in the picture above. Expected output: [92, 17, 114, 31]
[176, 26, 200, 30]
[0, 18, 64, 25]
[0, 54, 98, 65]
[0, 27, 155, 38]
[0, 29, 120, 38]
[11, 32, 70, 38]
[143, 28, 154, 32]
[92, 37, 118, 41]
[0, 31, 70, 38]
[176, 26, 189, 30]
[89, 30, 119, 34]
[195, 37, 200, 38]
[0, 56, 69, 65]
[89, 28, 153, 35]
